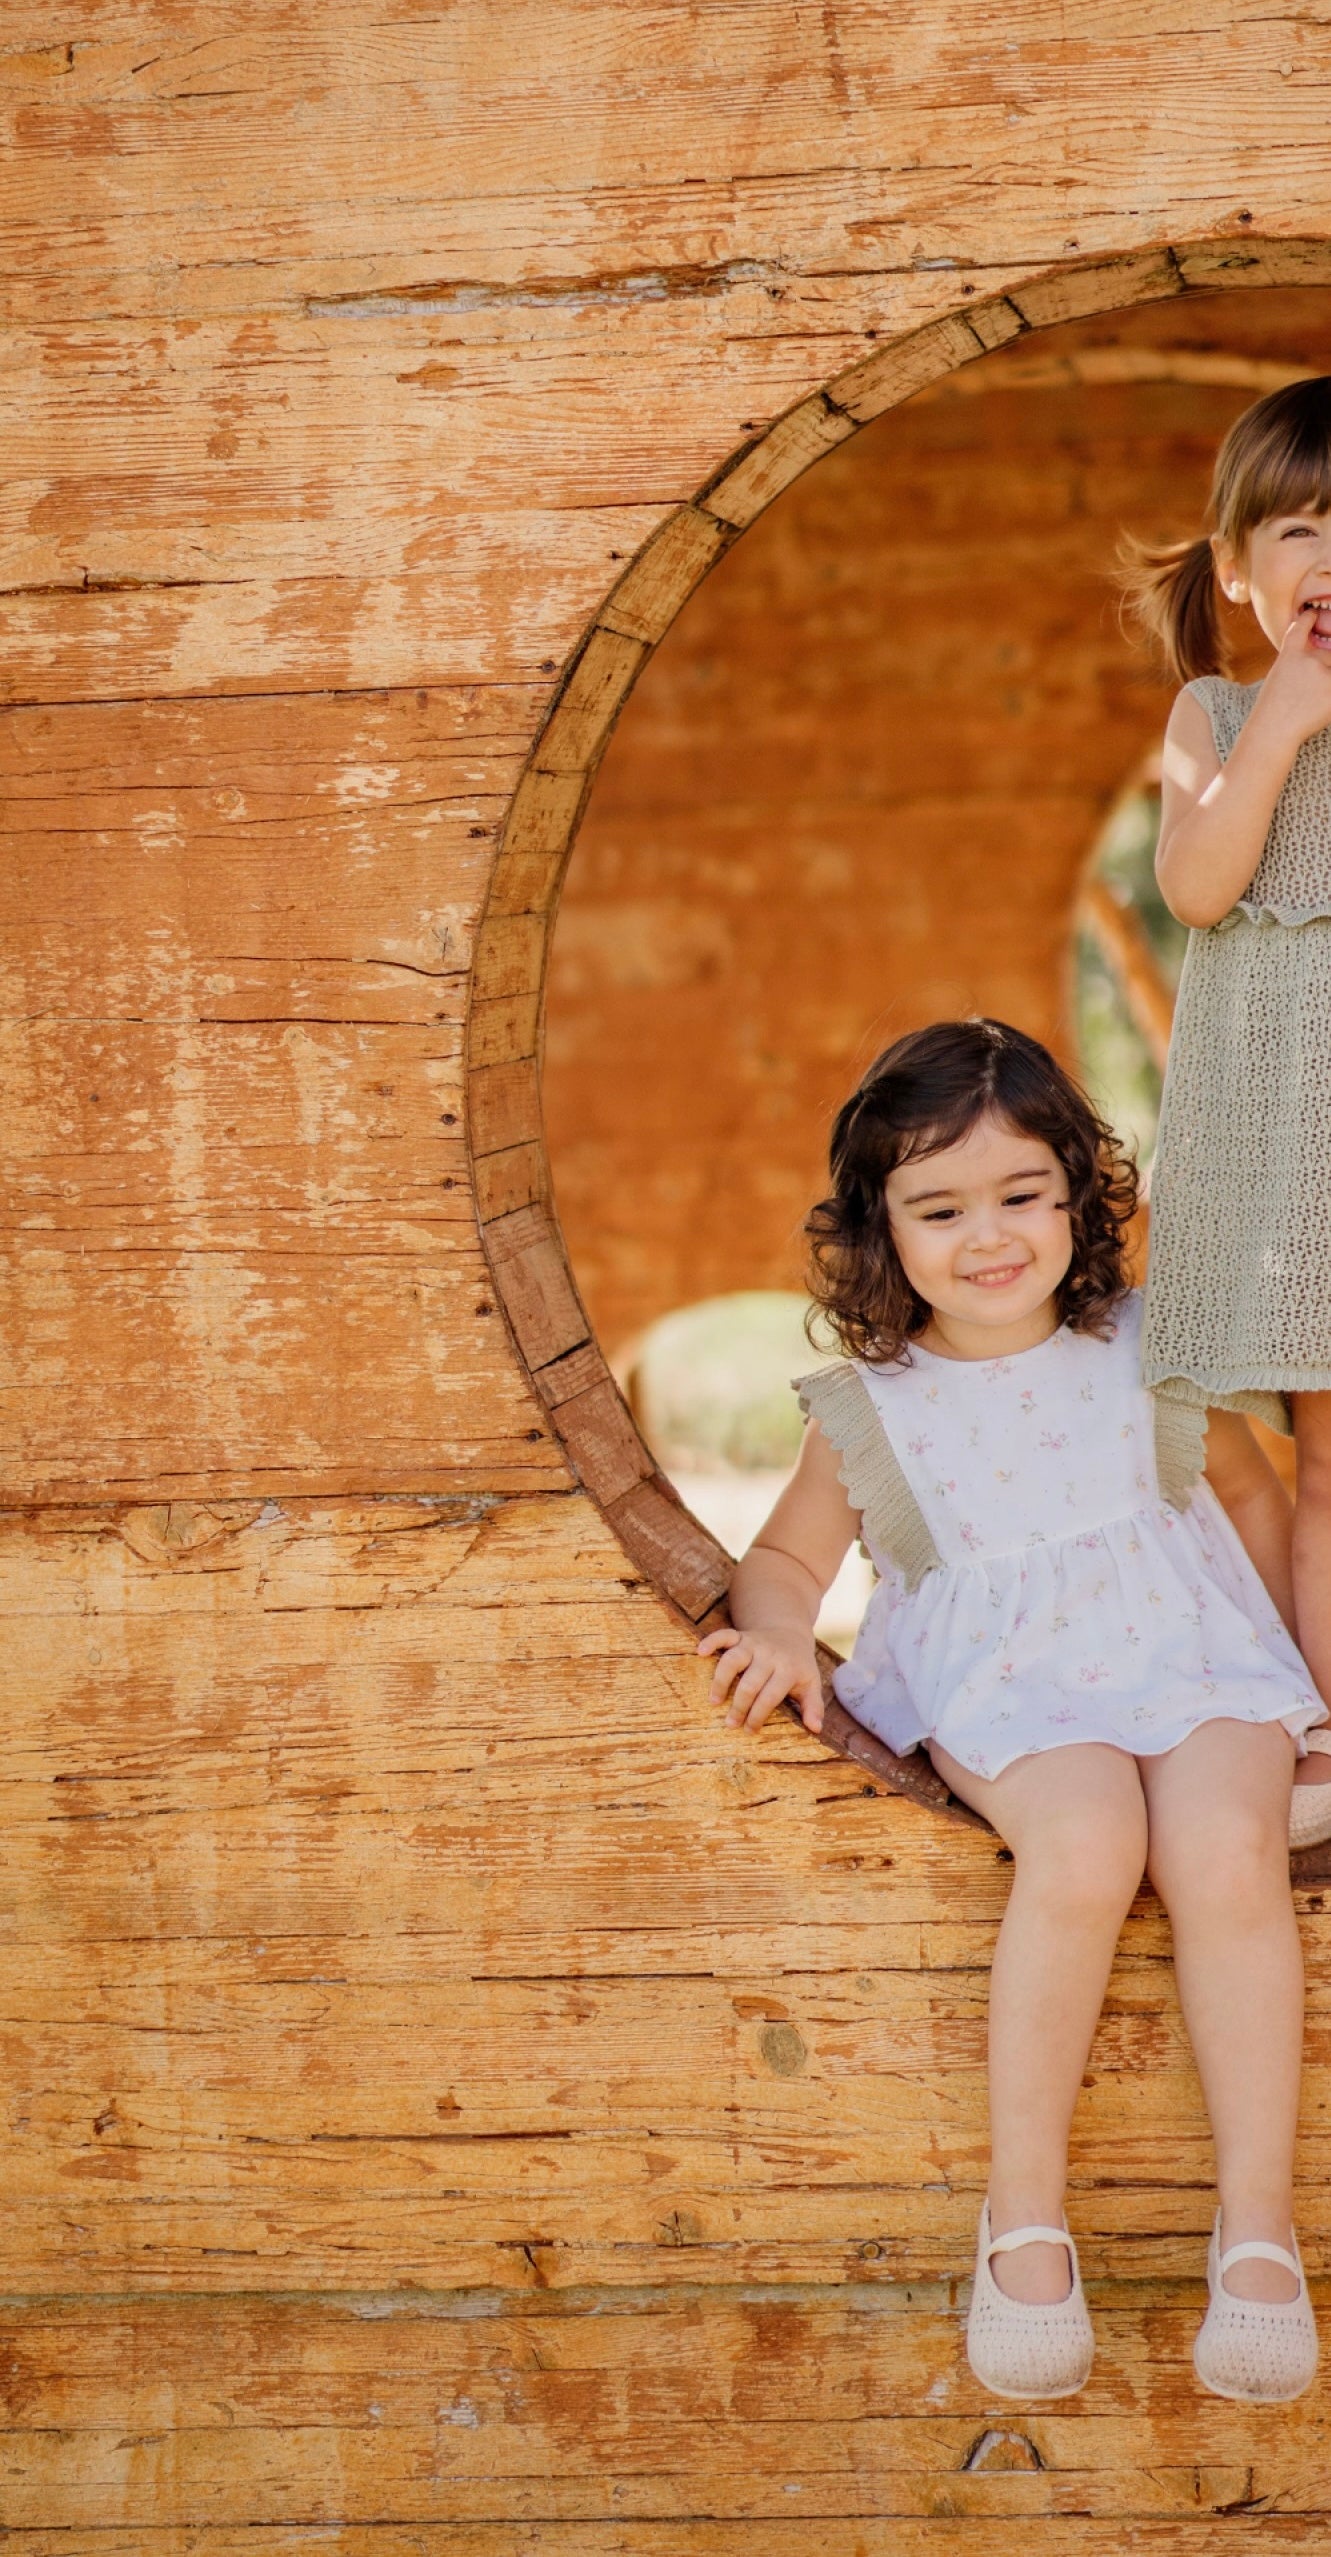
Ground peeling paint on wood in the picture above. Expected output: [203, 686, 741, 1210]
[14, 0, 1331, 2534]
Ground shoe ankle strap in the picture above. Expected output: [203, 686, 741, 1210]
[1218, 2236, 1301, 2281]
[988, 2223, 1074, 2262]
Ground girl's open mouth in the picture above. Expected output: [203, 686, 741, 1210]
[964, 1264, 1026, 1289]
[1300, 595, 1331, 645]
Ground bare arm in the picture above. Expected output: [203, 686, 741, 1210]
[1202, 1406, 1296, 1635]
[1156, 621, 1331, 929]
[698, 1418, 858, 1734]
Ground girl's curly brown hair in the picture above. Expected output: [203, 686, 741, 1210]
[806, 1018, 1138, 1365]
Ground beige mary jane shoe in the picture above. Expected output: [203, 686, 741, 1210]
[1194, 2214, 1318, 2403]
[965, 2200, 1095, 2401]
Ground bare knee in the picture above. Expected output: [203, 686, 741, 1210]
[1014, 1804, 1147, 1927]
[1150, 1799, 1289, 1918]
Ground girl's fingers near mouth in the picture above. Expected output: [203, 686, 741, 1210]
[1293, 601, 1331, 650]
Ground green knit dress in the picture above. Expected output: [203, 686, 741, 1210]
[1142, 676, 1331, 1433]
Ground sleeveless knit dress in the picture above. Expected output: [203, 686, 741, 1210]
[1142, 676, 1331, 1433]
[797, 1293, 1321, 1781]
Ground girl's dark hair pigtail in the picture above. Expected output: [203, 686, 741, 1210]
[1121, 379, 1331, 685]
[1118, 532, 1224, 685]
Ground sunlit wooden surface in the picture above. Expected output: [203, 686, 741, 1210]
[8, 3, 1331, 2539]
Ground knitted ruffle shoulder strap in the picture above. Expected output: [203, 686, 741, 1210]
[795, 1362, 942, 1589]
[796, 1360, 1208, 1556]
[1151, 1388, 1209, 1511]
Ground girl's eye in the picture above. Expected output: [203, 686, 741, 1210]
[1003, 1189, 1041, 1205]
[921, 1207, 960, 1222]
[1281, 524, 1316, 538]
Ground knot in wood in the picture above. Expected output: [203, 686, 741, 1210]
[119, 1502, 236, 1566]
[759, 2022, 807, 2078]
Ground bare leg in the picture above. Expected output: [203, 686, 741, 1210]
[931, 1739, 1148, 2303]
[1293, 1391, 1331, 1719]
[1140, 1718, 1303, 2304]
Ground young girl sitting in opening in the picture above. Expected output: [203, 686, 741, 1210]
[1126, 377, 1331, 1846]
[701, 1019, 1323, 2405]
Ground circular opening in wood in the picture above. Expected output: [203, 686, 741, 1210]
[467, 240, 1331, 1837]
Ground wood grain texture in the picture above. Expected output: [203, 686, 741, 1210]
[0, 2537, 1326, 2557]
[0, 1493, 1329, 2305]
[0, 686, 565, 1499]
[15, 0, 1331, 2534]
[0, 2291, 1327, 2536]
[0, 2533, 1323, 2555]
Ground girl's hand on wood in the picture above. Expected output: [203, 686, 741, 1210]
[697, 1626, 825, 1734]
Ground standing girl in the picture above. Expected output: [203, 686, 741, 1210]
[1125, 378, 1331, 1840]
[702, 1021, 1322, 2402]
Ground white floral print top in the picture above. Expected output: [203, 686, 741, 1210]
[823, 1295, 1322, 1780]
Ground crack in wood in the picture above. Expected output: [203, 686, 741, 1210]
[308, 259, 784, 317]
[3, 573, 243, 596]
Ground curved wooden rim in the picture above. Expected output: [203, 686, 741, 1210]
[465, 231, 1331, 1870]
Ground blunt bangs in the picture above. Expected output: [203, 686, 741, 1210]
[1216, 378, 1331, 548]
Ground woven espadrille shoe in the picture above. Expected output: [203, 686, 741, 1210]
[1194, 2214, 1318, 2403]
[1290, 1731, 1331, 1853]
[965, 2200, 1095, 2401]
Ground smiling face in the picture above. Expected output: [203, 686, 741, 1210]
[884, 1112, 1073, 1360]
[1215, 506, 1331, 653]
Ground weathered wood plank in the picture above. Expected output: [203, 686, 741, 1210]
[4, 503, 675, 702]
[0, 1243, 562, 1501]
[467, 990, 543, 1069]
[0, 686, 534, 1019]
[470, 912, 546, 1005]
[498, 767, 588, 861]
[8, 9, 1331, 319]
[0, 2091, 1291, 2201]
[553, 1378, 656, 1504]
[828, 311, 1011, 422]
[701, 397, 859, 530]
[0, 1491, 1324, 2294]
[469, 1061, 543, 1157]
[4, 0, 1330, 364]
[484, 1204, 592, 1369]
[0, 2529, 1323, 2554]
[0, 680, 570, 1497]
[21, 266, 1331, 703]
[1006, 248, 1185, 330]
[473, 1139, 547, 1220]
[536, 631, 650, 776]
[15, 0, 1331, 2530]
[0, 2293, 1326, 2536]
[597, 507, 733, 644]
[0, 2445, 1320, 2529]
[603, 1477, 732, 1619]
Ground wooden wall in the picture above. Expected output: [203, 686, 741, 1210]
[8, 5, 1331, 2542]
